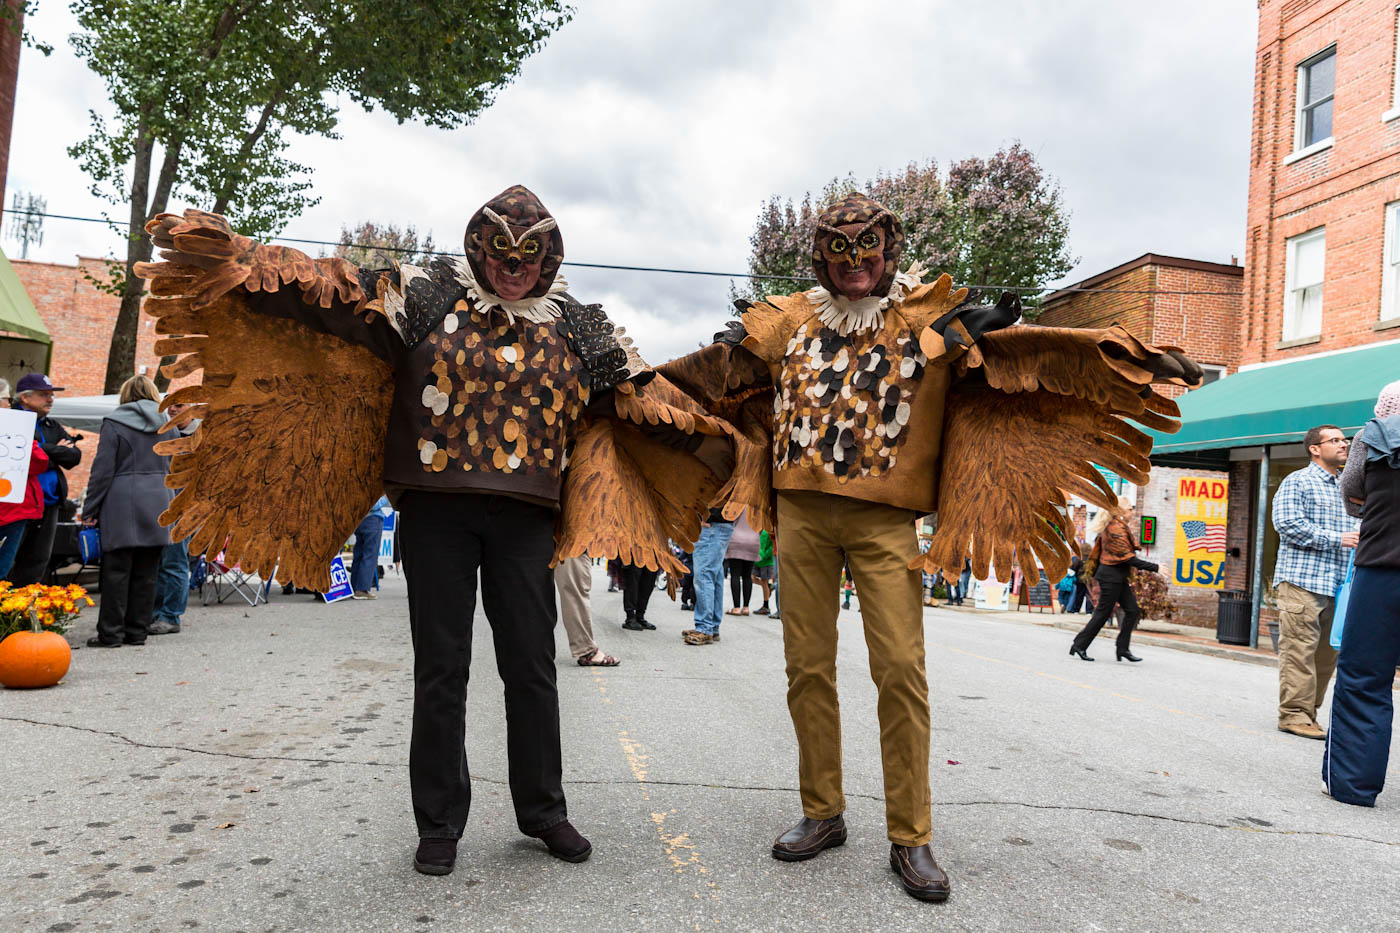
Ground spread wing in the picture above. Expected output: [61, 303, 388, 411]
[916, 324, 1195, 585]
[137, 210, 392, 591]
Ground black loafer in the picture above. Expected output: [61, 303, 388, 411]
[637, 619, 656, 630]
[528, 820, 592, 862]
[890, 843, 950, 902]
[85, 637, 121, 648]
[771, 814, 846, 861]
[621, 619, 646, 631]
[413, 838, 457, 876]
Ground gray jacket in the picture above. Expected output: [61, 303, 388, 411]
[84, 400, 174, 550]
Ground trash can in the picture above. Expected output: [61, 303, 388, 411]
[1216, 590, 1252, 646]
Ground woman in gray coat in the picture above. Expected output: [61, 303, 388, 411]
[84, 375, 174, 647]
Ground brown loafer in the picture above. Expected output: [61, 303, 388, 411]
[1279, 722, 1326, 740]
[890, 843, 950, 901]
[771, 814, 846, 861]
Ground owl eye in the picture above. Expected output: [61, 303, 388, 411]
[491, 234, 511, 252]
[828, 237, 848, 254]
[858, 231, 880, 250]
[520, 237, 541, 256]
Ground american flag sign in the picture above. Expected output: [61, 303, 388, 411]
[1181, 520, 1227, 553]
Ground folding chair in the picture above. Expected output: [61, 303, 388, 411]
[201, 549, 271, 607]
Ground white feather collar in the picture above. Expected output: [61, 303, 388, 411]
[806, 261, 929, 336]
[451, 256, 569, 326]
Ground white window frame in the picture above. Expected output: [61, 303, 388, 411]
[1383, 201, 1400, 322]
[1284, 227, 1326, 342]
[1290, 45, 1336, 158]
[1198, 364, 1227, 386]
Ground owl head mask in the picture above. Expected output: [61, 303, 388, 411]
[464, 185, 565, 302]
[811, 193, 904, 301]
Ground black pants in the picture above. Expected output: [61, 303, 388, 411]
[398, 492, 566, 840]
[680, 572, 695, 605]
[9, 505, 58, 585]
[727, 558, 754, 608]
[1071, 565, 1140, 655]
[96, 545, 162, 644]
[622, 564, 657, 621]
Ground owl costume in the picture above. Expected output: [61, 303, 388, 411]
[135, 185, 739, 872]
[658, 193, 1201, 900]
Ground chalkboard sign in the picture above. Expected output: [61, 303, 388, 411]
[1023, 569, 1054, 609]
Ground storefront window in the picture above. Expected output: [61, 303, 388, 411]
[1259, 454, 1310, 609]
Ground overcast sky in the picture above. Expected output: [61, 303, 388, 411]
[5, 1, 1258, 361]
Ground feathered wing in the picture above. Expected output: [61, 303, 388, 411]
[138, 210, 392, 591]
[916, 324, 1195, 585]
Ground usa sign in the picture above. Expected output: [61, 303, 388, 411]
[1172, 476, 1228, 589]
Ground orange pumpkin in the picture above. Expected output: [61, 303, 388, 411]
[0, 630, 72, 688]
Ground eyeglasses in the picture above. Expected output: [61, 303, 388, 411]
[1318, 437, 1349, 446]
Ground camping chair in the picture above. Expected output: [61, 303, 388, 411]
[201, 549, 271, 607]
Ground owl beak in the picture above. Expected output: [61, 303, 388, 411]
[505, 255, 522, 272]
[845, 250, 862, 269]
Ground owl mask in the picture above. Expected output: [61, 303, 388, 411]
[811, 194, 904, 300]
[464, 185, 565, 302]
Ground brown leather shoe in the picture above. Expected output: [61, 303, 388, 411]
[890, 843, 950, 901]
[1279, 721, 1326, 740]
[771, 814, 846, 861]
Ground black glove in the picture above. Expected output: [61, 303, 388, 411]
[931, 290, 1021, 349]
[714, 316, 748, 347]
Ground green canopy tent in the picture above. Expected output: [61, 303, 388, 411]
[1144, 340, 1400, 647]
[0, 246, 52, 392]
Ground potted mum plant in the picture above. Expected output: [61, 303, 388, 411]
[0, 582, 94, 688]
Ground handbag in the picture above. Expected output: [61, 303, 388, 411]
[79, 527, 101, 564]
[1329, 551, 1356, 651]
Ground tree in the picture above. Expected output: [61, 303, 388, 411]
[332, 221, 438, 270]
[67, 0, 572, 393]
[737, 143, 1076, 317]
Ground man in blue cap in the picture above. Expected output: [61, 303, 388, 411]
[9, 373, 83, 584]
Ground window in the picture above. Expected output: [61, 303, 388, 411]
[1295, 47, 1335, 150]
[1284, 228, 1325, 341]
[1383, 202, 1400, 322]
[1198, 365, 1227, 386]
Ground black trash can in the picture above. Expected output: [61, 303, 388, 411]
[1216, 590, 1252, 646]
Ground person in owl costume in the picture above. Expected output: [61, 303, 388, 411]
[136, 185, 738, 877]
[657, 193, 1202, 901]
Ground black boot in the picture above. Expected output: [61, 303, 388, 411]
[527, 820, 592, 862]
[1069, 646, 1094, 661]
[622, 613, 645, 631]
[413, 838, 457, 876]
[1117, 650, 1143, 663]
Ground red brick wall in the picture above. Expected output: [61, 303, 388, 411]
[0, 1, 22, 221]
[10, 257, 166, 495]
[1245, 0, 1400, 363]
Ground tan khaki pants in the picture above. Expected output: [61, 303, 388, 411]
[776, 490, 931, 846]
[1275, 580, 1337, 727]
[554, 555, 597, 660]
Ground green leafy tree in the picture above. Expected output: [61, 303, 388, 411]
[66, 0, 572, 393]
[332, 220, 438, 270]
[737, 143, 1076, 317]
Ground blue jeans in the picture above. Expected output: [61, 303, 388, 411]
[153, 536, 191, 626]
[0, 520, 27, 580]
[692, 521, 735, 635]
[350, 513, 384, 593]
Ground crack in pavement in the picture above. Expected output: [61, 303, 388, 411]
[7, 715, 1396, 849]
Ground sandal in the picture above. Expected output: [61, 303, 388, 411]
[576, 649, 620, 667]
[725, 608, 743, 616]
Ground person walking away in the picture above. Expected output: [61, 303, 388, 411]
[149, 402, 199, 634]
[725, 509, 760, 616]
[754, 528, 775, 615]
[1323, 381, 1400, 805]
[83, 376, 174, 648]
[1065, 553, 1090, 613]
[350, 494, 390, 599]
[554, 554, 618, 666]
[1272, 424, 1358, 739]
[8, 373, 81, 585]
[1069, 501, 1158, 662]
[682, 508, 735, 645]
[1056, 567, 1075, 612]
[0, 436, 49, 579]
[619, 561, 658, 631]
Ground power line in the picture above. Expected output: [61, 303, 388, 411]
[4, 209, 1243, 295]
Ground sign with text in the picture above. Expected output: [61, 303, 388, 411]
[1172, 476, 1228, 589]
[0, 408, 37, 503]
[322, 555, 354, 603]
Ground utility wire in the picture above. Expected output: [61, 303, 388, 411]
[3, 209, 1243, 296]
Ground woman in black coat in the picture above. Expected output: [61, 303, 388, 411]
[84, 376, 175, 647]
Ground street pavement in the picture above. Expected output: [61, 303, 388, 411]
[3, 565, 1397, 933]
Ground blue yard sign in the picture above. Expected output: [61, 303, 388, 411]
[322, 555, 355, 603]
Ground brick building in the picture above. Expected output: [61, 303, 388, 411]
[1150, 0, 1400, 645]
[11, 256, 166, 495]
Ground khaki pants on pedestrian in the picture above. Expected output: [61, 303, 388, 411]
[1275, 580, 1337, 728]
[775, 489, 931, 847]
[554, 555, 597, 660]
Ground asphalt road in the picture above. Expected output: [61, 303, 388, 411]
[3, 565, 1397, 933]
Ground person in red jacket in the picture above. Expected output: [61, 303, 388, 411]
[0, 439, 50, 579]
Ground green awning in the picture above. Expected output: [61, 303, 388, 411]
[0, 246, 51, 342]
[1149, 341, 1400, 455]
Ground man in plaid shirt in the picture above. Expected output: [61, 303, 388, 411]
[1271, 424, 1360, 739]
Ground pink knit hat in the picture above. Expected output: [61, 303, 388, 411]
[1377, 379, 1400, 418]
